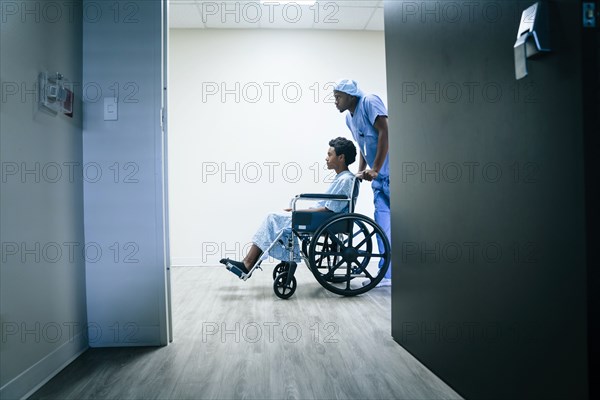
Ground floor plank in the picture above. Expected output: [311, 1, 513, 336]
[28, 266, 462, 400]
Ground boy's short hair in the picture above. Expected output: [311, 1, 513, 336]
[329, 137, 356, 166]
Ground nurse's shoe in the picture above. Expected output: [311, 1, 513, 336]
[362, 278, 391, 288]
[220, 258, 249, 278]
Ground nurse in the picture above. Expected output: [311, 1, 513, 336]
[333, 79, 391, 287]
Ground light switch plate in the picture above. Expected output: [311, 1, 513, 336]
[104, 97, 118, 121]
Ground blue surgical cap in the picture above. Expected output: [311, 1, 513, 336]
[334, 79, 363, 97]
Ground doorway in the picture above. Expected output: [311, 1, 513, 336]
[166, 0, 388, 270]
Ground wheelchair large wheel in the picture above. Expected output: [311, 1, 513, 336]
[309, 231, 349, 283]
[308, 213, 390, 296]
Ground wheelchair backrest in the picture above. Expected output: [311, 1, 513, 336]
[348, 176, 360, 213]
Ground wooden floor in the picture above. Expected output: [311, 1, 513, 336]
[29, 266, 461, 400]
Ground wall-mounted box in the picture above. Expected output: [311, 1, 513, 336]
[38, 71, 73, 115]
[514, 1, 552, 80]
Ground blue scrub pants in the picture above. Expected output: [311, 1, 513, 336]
[372, 177, 391, 279]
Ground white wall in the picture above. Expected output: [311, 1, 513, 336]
[0, 2, 87, 398]
[169, 29, 387, 266]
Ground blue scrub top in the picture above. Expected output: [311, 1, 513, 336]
[345, 94, 389, 179]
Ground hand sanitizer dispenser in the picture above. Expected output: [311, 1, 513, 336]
[514, 1, 551, 80]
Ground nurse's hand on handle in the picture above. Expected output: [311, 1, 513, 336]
[357, 169, 378, 182]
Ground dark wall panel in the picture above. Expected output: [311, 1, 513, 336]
[384, 1, 589, 398]
[583, 8, 599, 399]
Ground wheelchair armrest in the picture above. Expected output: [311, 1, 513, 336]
[296, 193, 348, 200]
[291, 193, 352, 212]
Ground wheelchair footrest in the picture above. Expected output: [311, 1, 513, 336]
[221, 258, 251, 280]
[225, 264, 246, 278]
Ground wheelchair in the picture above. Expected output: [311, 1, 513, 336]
[225, 179, 391, 299]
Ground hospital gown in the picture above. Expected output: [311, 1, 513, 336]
[251, 170, 357, 262]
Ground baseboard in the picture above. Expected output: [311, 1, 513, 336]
[86, 324, 166, 348]
[0, 333, 88, 400]
[170, 258, 280, 267]
[170, 257, 217, 266]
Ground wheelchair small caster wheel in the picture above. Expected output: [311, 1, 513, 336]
[273, 272, 297, 299]
[272, 262, 289, 280]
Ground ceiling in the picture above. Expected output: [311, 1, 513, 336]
[169, 1, 384, 30]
